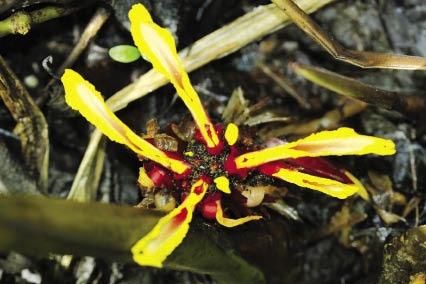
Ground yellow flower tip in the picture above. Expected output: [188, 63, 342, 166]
[272, 168, 358, 199]
[61, 69, 97, 112]
[224, 123, 239, 146]
[234, 127, 396, 169]
[215, 200, 262, 228]
[129, 3, 153, 24]
[184, 151, 194, 157]
[138, 167, 155, 188]
[61, 69, 129, 145]
[132, 177, 209, 267]
[132, 207, 189, 268]
[339, 128, 396, 156]
[368, 136, 396, 156]
[344, 170, 370, 201]
[214, 176, 231, 194]
[290, 127, 396, 156]
[129, 2, 182, 87]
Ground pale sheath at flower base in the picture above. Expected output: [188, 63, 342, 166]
[61, 3, 396, 268]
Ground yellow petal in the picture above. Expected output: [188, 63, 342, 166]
[61, 69, 190, 174]
[271, 168, 359, 199]
[129, 4, 221, 152]
[214, 176, 231, 194]
[224, 123, 239, 146]
[235, 127, 395, 169]
[138, 167, 154, 188]
[215, 200, 262, 228]
[132, 177, 209, 267]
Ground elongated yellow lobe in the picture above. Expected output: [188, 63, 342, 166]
[215, 200, 262, 227]
[214, 176, 231, 194]
[234, 128, 396, 169]
[61, 69, 190, 174]
[138, 167, 154, 188]
[129, 4, 221, 151]
[344, 170, 370, 201]
[225, 123, 239, 146]
[132, 177, 209, 267]
[271, 168, 359, 199]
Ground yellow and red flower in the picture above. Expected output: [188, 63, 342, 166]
[61, 4, 395, 268]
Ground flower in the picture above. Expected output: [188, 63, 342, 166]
[61, 4, 395, 268]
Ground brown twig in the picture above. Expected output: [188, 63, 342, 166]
[57, 7, 110, 75]
[258, 63, 310, 109]
[291, 62, 425, 117]
[38, 7, 111, 106]
[0, 54, 49, 193]
[259, 99, 367, 138]
[271, 0, 426, 70]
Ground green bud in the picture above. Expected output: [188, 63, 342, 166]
[108, 45, 141, 63]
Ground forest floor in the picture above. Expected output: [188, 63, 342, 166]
[0, 0, 426, 283]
